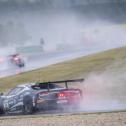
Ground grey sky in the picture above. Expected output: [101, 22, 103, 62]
[0, 0, 126, 51]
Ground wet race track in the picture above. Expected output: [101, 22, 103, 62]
[0, 48, 107, 78]
[1, 97, 126, 118]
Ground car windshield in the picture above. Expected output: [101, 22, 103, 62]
[7, 87, 24, 95]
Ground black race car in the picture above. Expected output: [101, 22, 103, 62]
[0, 79, 84, 115]
[9, 54, 25, 68]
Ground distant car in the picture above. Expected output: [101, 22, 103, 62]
[9, 54, 25, 68]
[0, 79, 84, 115]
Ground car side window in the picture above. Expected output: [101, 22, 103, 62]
[40, 83, 55, 89]
[40, 84, 48, 89]
[49, 84, 55, 89]
[32, 83, 61, 90]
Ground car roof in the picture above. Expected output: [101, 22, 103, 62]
[17, 83, 35, 88]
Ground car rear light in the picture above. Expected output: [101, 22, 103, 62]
[57, 91, 74, 98]
[58, 92, 65, 97]
[13, 57, 19, 61]
[57, 89, 82, 98]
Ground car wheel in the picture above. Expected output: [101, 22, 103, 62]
[0, 108, 4, 115]
[0, 99, 4, 115]
[19, 63, 25, 68]
[23, 96, 33, 114]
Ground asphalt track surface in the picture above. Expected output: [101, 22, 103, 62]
[0, 45, 122, 78]
[0, 103, 126, 118]
[1, 93, 126, 117]
[0, 48, 107, 78]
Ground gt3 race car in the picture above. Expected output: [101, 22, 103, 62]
[9, 54, 25, 68]
[0, 79, 84, 115]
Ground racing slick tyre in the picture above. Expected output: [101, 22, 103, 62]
[23, 96, 34, 114]
[0, 98, 4, 115]
[18, 63, 25, 68]
[0, 108, 4, 115]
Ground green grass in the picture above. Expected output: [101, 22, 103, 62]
[0, 46, 126, 92]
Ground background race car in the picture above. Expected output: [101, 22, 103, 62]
[9, 54, 25, 68]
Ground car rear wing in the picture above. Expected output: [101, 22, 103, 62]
[48, 79, 84, 89]
[49, 79, 84, 83]
[33, 78, 84, 91]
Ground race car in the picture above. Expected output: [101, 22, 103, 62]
[0, 79, 84, 115]
[9, 54, 25, 68]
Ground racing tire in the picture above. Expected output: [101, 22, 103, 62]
[0, 108, 4, 115]
[23, 96, 34, 114]
[18, 63, 25, 68]
[0, 98, 4, 115]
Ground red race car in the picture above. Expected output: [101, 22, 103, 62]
[9, 54, 25, 68]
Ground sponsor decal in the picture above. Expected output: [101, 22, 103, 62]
[37, 99, 45, 104]
[57, 100, 68, 104]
